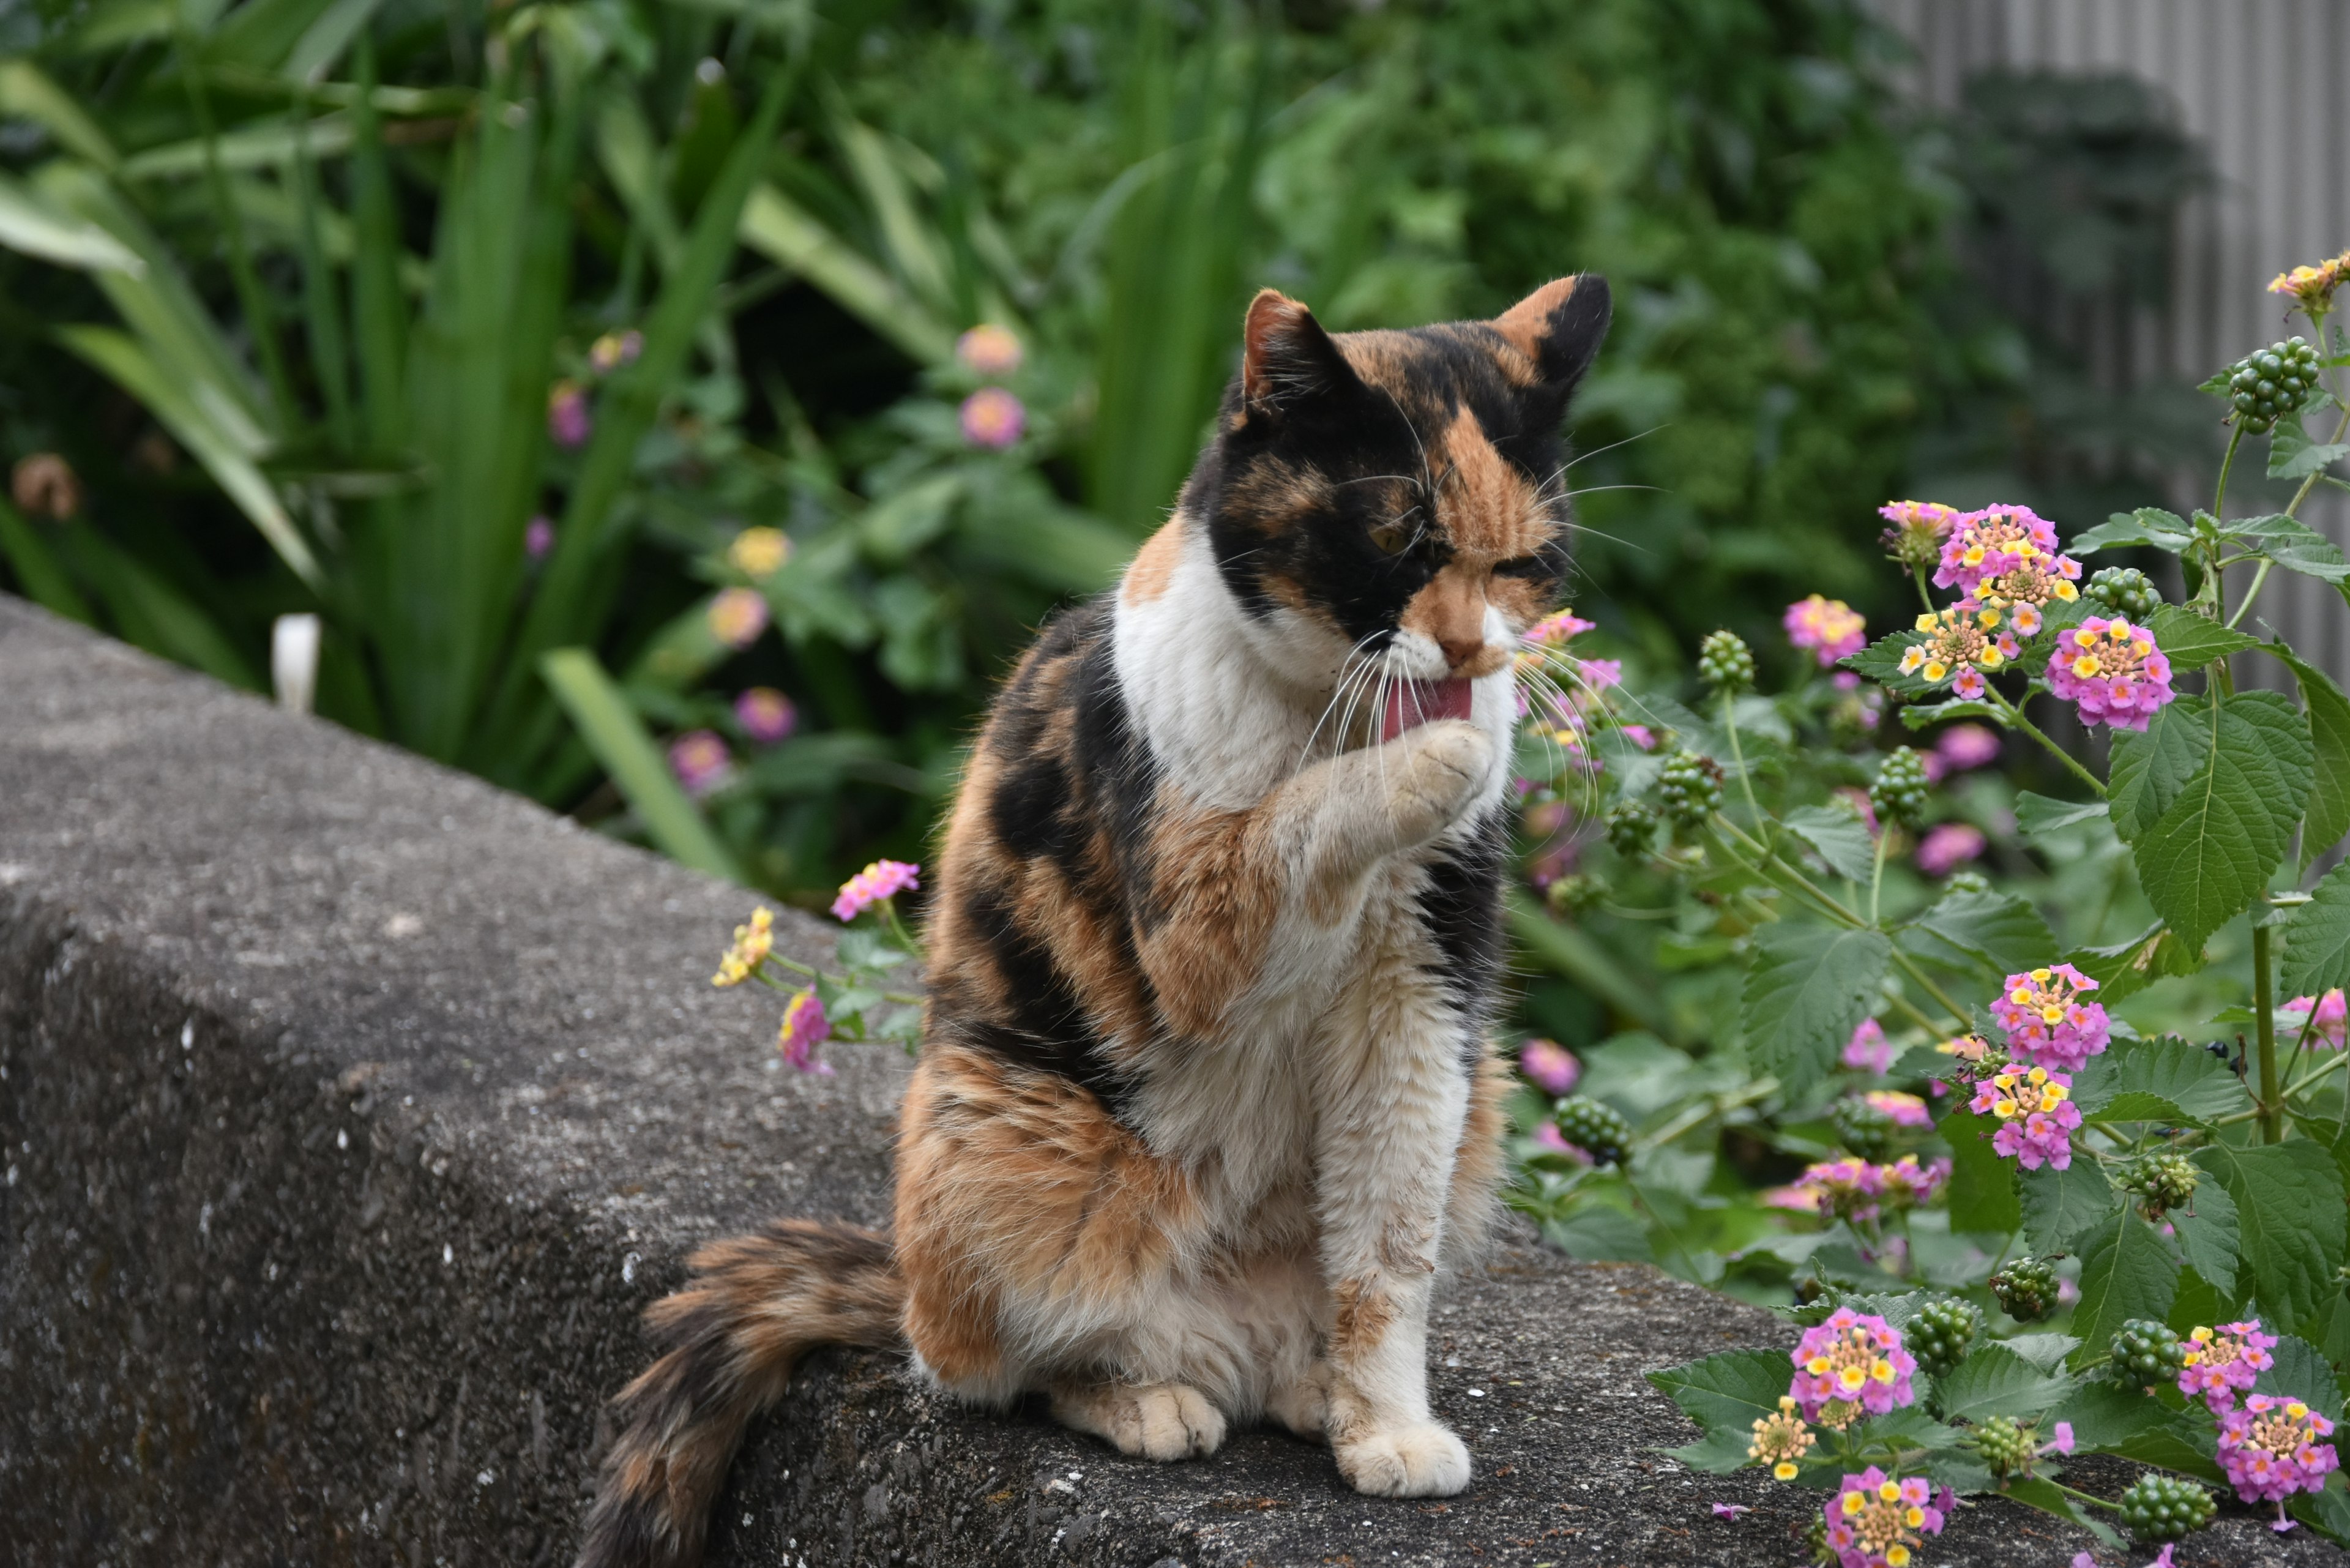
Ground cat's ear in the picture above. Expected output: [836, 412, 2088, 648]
[1491, 274, 1611, 393]
[1240, 289, 1359, 414]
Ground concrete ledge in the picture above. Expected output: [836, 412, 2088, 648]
[1, 594, 2338, 1568]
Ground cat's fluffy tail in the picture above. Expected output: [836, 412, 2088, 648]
[575, 1219, 903, 1568]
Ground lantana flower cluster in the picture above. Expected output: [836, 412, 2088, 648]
[2279, 988, 2348, 1049]
[2047, 618, 2175, 731]
[1789, 1309, 1916, 1428]
[832, 859, 922, 922]
[1934, 504, 2061, 595]
[1879, 499, 1961, 571]
[1968, 1063, 2083, 1170]
[1785, 594, 1868, 666]
[1991, 965, 2111, 1072]
[1778, 1154, 1949, 1223]
[2218, 1394, 2340, 1507]
[1898, 605, 2017, 701]
[1748, 1395, 1815, 1480]
[2179, 1319, 2278, 1416]
[1824, 1468, 1947, 1568]
[1841, 1017, 1893, 1074]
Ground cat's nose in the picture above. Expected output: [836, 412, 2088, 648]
[1438, 633, 1486, 671]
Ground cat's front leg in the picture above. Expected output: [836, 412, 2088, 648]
[1270, 719, 1495, 898]
[1311, 985, 1475, 1498]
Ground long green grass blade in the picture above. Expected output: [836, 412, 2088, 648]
[0, 171, 144, 274]
[0, 499, 97, 624]
[291, 122, 355, 449]
[348, 33, 404, 448]
[118, 114, 356, 181]
[203, 0, 346, 71]
[488, 70, 794, 742]
[285, 0, 390, 82]
[540, 648, 742, 881]
[56, 325, 321, 589]
[0, 61, 121, 170]
[738, 183, 952, 362]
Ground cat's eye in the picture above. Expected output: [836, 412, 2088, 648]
[1368, 521, 1410, 555]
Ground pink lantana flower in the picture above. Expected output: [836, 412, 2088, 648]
[2180, 1320, 2280, 1416]
[959, 387, 1026, 448]
[1898, 604, 2018, 699]
[955, 323, 1023, 378]
[1934, 503, 2061, 595]
[707, 587, 770, 650]
[2279, 989, 2349, 1050]
[1841, 1017, 1893, 1074]
[1934, 722, 2001, 772]
[832, 859, 922, 922]
[667, 730, 731, 797]
[2048, 616, 2175, 731]
[1916, 823, 1985, 877]
[1969, 1064, 2082, 1170]
[1519, 1037, 1581, 1095]
[778, 988, 834, 1074]
[1823, 1467, 1945, 1568]
[1863, 1091, 1934, 1129]
[1991, 965, 2110, 1072]
[1785, 594, 1868, 666]
[1523, 610, 1596, 649]
[547, 380, 591, 447]
[2218, 1394, 2338, 1509]
[734, 687, 797, 744]
[1789, 1310, 1916, 1427]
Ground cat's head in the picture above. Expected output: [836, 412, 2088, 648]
[1186, 276, 1611, 694]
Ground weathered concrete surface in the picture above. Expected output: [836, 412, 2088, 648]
[0, 593, 2338, 1568]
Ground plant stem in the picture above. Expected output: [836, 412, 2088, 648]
[1912, 562, 1936, 614]
[1990, 687, 2106, 797]
[1887, 949, 1975, 1034]
[2213, 422, 2245, 520]
[882, 898, 924, 959]
[177, 31, 301, 433]
[1636, 1078, 1781, 1151]
[1868, 819, 1889, 927]
[1721, 690, 1764, 828]
[2254, 921, 2283, 1143]
[2226, 559, 2276, 631]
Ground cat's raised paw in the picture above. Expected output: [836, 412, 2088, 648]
[1335, 1421, 1471, 1497]
[1054, 1381, 1227, 1463]
[1384, 720, 1493, 835]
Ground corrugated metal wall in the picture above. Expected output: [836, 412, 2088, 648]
[1872, 0, 2350, 678]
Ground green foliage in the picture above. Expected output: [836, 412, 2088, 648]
[2117, 1473, 2215, 1544]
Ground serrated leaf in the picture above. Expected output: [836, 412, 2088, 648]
[2064, 922, 2196, 1007]
[2266, 643, 2350, 866]
[2277, 442, 2350, 482]
[2020, 1162, 2120, 1252]
[2281, 860, 2350, 998]
[2193, 1140, 2348, 1328]
[2070, 1036, 2256, 1126]
[1841, 630, 1936, 695]
[2253, 1334, 2344, 1422]
[2015, 792, 2109, 846]
[2071, 1212, 2181, 1370]
[1783, 805, 1878, 884]
[1939, 1107, 2020, 1234]
[1934, 1343, 2075, 1422]
[2000, 1333, 2080, 1371]
[2228, 512, 2350, 583]
[2169, 1174, 2240, 1295]
[1898, 698, 2005, 732]
[2051, 1383, 2223, 1482]
[2145, 603, 2258, 674]
[1662, 1427, 1758, 1473]
[2291, 1483, 2350, 1546]
[1901, 890, 2057, 977]
[1647, 1349, 1794, 1437]
[2106, 696, 2209, 843]
[1740, 925, 1892, 1098]
[2072, 507, 2193, 554]
[2132, 691, 2315, 952]
[2002, 1477, 2125, 1548]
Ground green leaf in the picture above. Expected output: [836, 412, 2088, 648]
[1939, 1106, 2021, 1234]
[2228, 512, 2350, 583]
[2169, 1175, 2240, 1295]
[1931, 1343, 2073, 1422]
[2254, 1334, 2344, 1423]
[2001, 1333, 2080, 1370]
[1840, 629, 1936, 695]
[1897, 698, 2004, 732]
[739, 182, 955, 363]
[2015, 792, 2108, 846]
[2106, 696, 2207, 843]
[2144, 604, 2258, 674]
[1662, 1427, 1759, 1473]
[0, 170, 143, 274]
[1647, 1349, 1794, 1437]
[2064, 922, 2197, 1006]
[2051, 1383, 2223, 1482]
[0, 498, 94, 624]
[2002, 1477, 2124, 1548]
[1900, 889, 2057, 977]
[2193, 1140, 2348, 1328]
[2130, 692, 2315, 952]
[2072, 507, 2193, 554]
[2291, 1482, 2350, 1547]
[2281, 860, 2350, 998]
[2070, 1212, 2181, 1370]
[2070, 1036, 2256, 1127]
[1739, 925, 1892, 1097]
[1782, 805, 1878, 884]
[539, 649, 744, 883]
[2019, 1162, 2119, 1252]
[834, 928, 912, 974]
[2266, 643, 2350, 866]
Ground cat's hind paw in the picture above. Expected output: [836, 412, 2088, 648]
[1335, 1421, 1471, 1497]
[1051, 1380, 1228, 1463]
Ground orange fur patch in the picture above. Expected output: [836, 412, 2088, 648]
[1122, 519, 1185, 606]
[1330, 1275, 1398, 1361]
[1491, 275, 1583, 366]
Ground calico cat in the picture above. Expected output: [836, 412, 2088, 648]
[576, 275, 1611, 1568]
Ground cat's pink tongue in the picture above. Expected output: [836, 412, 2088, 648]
[1381, 678, 1475, 742]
